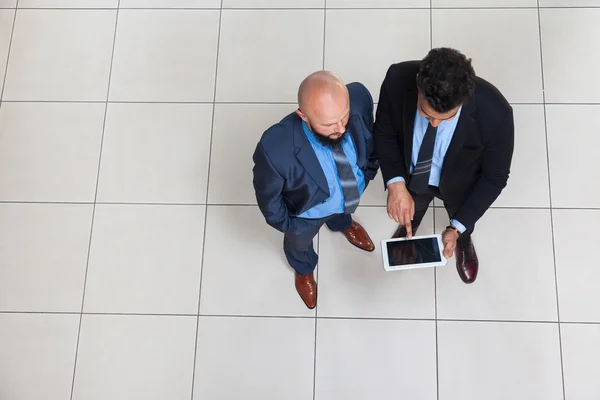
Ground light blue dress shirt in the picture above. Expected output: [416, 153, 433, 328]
[387, 107, 467, 233]
[298, 121, 365, 219]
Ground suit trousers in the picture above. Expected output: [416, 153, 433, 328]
[284, 213, 352, 275]
[411, 185, 472, 245]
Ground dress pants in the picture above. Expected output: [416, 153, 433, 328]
[284, 213, 352, 275]
[411, 186, 472, 246]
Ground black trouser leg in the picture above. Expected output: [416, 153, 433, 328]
[393, 189, 434, 238]
[410, 190, 435, 231]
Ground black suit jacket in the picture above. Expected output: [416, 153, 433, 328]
[374, 61, 514, 232]
[253, 82, 379, 233]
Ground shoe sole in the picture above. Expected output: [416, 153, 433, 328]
[347, 240, 375, 252]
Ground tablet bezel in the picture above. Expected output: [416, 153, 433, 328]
[381, 234, 448, 271]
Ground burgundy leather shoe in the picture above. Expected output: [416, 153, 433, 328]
[295, 272, 317, 309]
[392, 224, 420, 239]
[455, 236, 479, 284]
[342, 221, 375, 252]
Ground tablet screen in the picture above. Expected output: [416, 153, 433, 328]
[386, 237, 442, 266]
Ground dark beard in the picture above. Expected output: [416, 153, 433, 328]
[314, 131, 347, 146]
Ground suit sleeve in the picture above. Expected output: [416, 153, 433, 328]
[453, 108, 515, 232]
[252, 142, 296, 233]
[373, 69, 408, 187]
[363, 86, 379, 183]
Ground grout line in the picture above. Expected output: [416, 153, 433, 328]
[312, 316, 318, 400]
[198, 0, 223, 333]
[429, 0, 433, 52]
[431, 205, 600, 211]
[190, 1, 223, 399]
[321, 4, 326, 72]
[0, 311, 203, 317]
[538, 2, 566, 399]
[430, 5, 600, 9]
[1, 201, 205, 206]
[68, 4, 120, 399]
[152, 7, 425, 10]
[6, 6, 600, 10]
[1, 201, 599, 211]
[0, 311, 313, 318]
[197, 314, 316, 319]
[312, 233, 319, 400]
[313, 232, 321, 400]
[14, 7, 123, 10]
[0, 310, 82, 315]
[318, 316, 559, 324]
[202, 315, 567, 324]
[3, 310, 600, 325]
[0, 201, 94, 205]
[94, 202, 206, 206]
[313, 5, 326, 400]
[0, 4, 17, 104]
[313, 234, 321, 400]
[2, 100, 107, 103]
[2, 100, 600, 105]
[0, 100, 299, 104]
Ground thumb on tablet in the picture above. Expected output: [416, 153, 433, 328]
[443, 246, 452, 259]
[442, 235, 456, 258]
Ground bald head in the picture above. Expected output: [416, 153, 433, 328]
[298, 71, 348, 117]
[296, 71, 350, 142]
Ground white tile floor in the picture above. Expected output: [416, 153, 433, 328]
[0, 1, 599, 399]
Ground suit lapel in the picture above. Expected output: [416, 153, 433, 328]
[440, 95, 478, 179]
[293, 117, 329, 194]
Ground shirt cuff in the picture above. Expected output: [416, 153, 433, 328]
[450, 219, 467, 234]
[386, 176, 406, 186]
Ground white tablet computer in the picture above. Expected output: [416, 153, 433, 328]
[381, 234, 447, 271]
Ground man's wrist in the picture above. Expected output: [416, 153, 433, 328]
[445, 225, 460, 238]
[388, 180, 407, 192]
[449, 219, 467, 234]
[387, 176, 406, 188]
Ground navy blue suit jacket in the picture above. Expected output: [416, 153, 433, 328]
[252, 83, 379, 233]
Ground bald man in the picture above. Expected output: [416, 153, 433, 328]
[252, 71, 379, 309]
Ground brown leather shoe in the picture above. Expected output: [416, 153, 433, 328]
[392, 224, 420, 239]
[455, 236, 479, 284]
[295, 272, 317, 309]
[342, 221, 375, 252]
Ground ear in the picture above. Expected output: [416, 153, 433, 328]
[295, 109, 309, 124]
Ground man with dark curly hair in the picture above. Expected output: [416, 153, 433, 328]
[374, 48, 514, 283]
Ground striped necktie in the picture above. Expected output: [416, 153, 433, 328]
[408, 123, 438, 195]
[331, 141, 360, 214]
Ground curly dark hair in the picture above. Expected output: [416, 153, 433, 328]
[416, 48, 476, 113]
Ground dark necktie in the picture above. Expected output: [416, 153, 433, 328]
[331, 142, 360, 214]
[408, 123, 438, 195]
